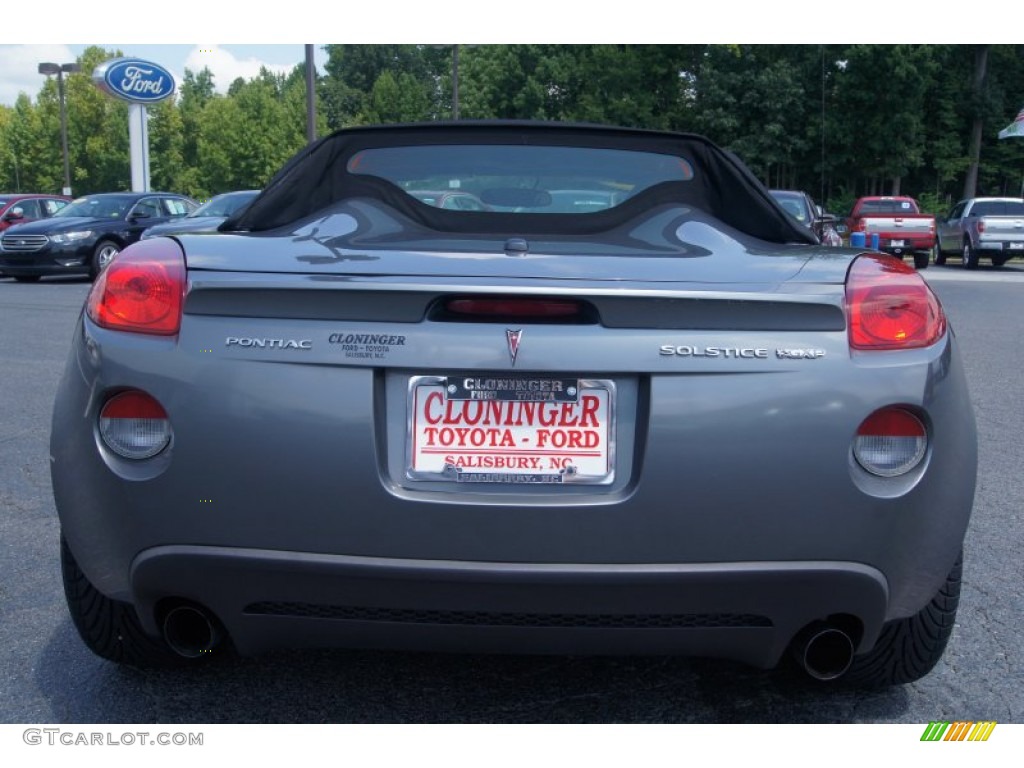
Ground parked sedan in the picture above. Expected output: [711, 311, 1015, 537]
[769, 189, 842, 246]
[0, 193, 70, 232]
[53, 123, 975, 687]
[141, 190, 259, 240]
[0, 192, 196, 281]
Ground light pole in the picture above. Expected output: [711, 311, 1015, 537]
[305, 45, 317, 144]
[38, 61, 80, 196]
[452, 44, 460, 120]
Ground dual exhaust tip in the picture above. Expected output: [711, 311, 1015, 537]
[159, 604, 858, 678]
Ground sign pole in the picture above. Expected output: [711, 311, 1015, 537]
[92, 58, 174, 192]
[128, 103, 150, 192]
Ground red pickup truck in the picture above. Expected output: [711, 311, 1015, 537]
[846, 196, 936, 269]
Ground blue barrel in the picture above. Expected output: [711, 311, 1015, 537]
[850, 232, 866, 248]
[871, 233, 880, 250]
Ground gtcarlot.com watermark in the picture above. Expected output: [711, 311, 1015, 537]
[23, 728, 203, 747]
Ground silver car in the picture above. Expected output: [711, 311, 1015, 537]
[52, 123, 976, 687]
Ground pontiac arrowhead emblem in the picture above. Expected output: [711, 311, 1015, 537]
[506, 329, 522, 366]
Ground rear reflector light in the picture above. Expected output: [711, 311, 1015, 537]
[853, 408, 927, 476]
[86, 238, 186, 335]
[446, 298, 583, 319]
[99, 391, 172, 460]
[846, 254, 945, 350]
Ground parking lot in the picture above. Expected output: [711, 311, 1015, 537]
[1, 265, 1022, 724]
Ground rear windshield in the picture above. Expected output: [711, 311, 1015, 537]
[971, 200, 1024, 216]
[347, 145, 695, 214]
[769, 191, 811, 222]
[856, 199, 918, 214]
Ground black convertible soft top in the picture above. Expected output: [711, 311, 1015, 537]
[224, 121, 816, 245]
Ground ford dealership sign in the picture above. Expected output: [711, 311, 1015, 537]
[92, 58, 176, 104]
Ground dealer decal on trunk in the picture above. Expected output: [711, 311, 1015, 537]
[407, 376, 615, 485]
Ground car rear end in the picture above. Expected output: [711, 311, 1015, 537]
[51, 125, 975, 682]
[976, 208, 1024, 257]
[857, 215, 936, 255]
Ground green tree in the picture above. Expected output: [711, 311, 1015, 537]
[6, 93, 60, 192]
[147, 99, 186, 193]
[691, 46, 811, 188]
[322, 44, 436, 129]
[283, 61, 327, 144]
[177, 67, 216, 194]
[359, 70, 433, 124]
[196, 68, 307, 192]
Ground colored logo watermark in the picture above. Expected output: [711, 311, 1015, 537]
[921, 721, 997, 742]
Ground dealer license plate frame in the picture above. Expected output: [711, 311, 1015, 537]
[406, 375, 616, 485]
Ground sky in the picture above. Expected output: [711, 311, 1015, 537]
[0, 45, 335, 107]
[0, 45, 327, 107]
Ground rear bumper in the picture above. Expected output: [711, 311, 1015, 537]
[976, 239, 1024, 253]
[876, 236, 934, 253]
[130, 545, 889, 667]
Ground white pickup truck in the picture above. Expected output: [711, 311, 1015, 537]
[934, 197, 1024, 269]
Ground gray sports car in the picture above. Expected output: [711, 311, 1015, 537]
[51, 123, 976, 687]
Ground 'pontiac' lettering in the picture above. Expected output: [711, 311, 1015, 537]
[225, 337, 312, 350]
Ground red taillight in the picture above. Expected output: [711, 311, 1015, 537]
[977, 220, 985, 233]
[854, 220, 867, 232]
[853, 407, 927, 476]
[86, 238, 185, 335]
[100, 390, 168, 420]
[446, 298, 583, 319]
[846, 254, 946, 350]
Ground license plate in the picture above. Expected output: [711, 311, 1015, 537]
[407, 375, 615, 484]
[890, 239, 905, 248]
[1008, 243, 1024, 250]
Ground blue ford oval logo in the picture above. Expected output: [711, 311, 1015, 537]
[92, 58, 176, 104]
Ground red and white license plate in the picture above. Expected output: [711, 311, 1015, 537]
[407, 376, 615, 484]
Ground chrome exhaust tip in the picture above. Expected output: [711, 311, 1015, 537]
[162, 604, 222, 658]
[793, 623, 855, 681]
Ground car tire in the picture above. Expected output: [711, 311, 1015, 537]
[992, 254, 1010, 268]
[91, 240, 120, 279]
[913, 252, 929, 270]
[932, 241, 946, 266]
[14, 275, 41, 283]
[843, 550, 962, 688]
[61, 533, 190, 667]
[962, 241, 978, 270]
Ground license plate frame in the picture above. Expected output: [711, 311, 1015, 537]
[889, 239, 905, 248]
[406, 375, 616, 485]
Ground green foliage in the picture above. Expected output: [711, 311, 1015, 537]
[359, 70, 433, 124]
[915, 191, 951, 217]
[0, 44, 1022, 206]
[825, 188, 858, 219]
